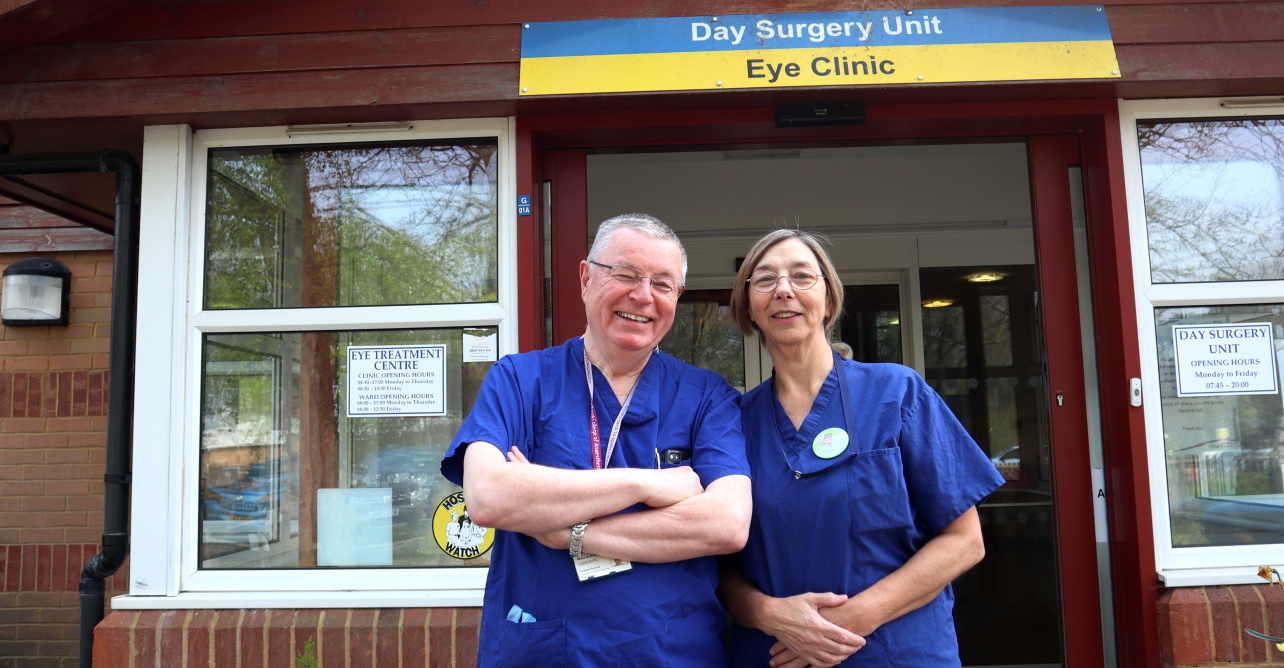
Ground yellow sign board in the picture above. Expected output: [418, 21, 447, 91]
[520, 8, 1120, 96]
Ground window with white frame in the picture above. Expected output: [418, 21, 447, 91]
[128, 120, 514, 603]
[1123, 100, 1284, 584]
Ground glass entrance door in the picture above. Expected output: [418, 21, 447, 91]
[805, 266, 1060, 667]
[916, 265, 1061, 666]
[546, 138, 1107, 667]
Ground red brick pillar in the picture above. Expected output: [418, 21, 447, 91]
[1158, 584, 1284, 667]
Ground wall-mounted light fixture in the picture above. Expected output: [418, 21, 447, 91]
[2, 257, 72, 326]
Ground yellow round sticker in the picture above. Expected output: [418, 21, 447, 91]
[432, 492, 495, 560]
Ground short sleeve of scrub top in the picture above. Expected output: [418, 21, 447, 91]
[439, 355, 525, 486]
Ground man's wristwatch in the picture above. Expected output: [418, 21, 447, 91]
[569, 521, 590, 558]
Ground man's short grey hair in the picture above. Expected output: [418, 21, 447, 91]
[588, 213, 688, 282]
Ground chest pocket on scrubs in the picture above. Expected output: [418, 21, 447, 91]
[846, 448, 914, 535]
[531, 423, 575, 467]
[494, 618, 567, 667]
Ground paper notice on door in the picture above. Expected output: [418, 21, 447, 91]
[463, 329, 498, 362]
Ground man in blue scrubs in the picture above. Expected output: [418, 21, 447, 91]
[442, 213, 752, 667]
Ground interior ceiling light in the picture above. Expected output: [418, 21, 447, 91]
[966, 272, 1006, 283]
[922, 299, 954, 308]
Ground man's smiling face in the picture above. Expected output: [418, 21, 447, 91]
[580, 227, 683, 356]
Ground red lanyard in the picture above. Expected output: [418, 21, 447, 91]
[588, 398, 606, 470]
[583, 341, 648, 470]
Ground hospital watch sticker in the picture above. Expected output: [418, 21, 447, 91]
[433, 492, 495, 560]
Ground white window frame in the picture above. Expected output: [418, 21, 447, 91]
[1120, 98, 1284, 587]
[119, 119, 517, 609]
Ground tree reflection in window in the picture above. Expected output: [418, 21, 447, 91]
[205, 142, 498, 309]
[1139, 119, 1284, 283]
[663, 290, 745, 392]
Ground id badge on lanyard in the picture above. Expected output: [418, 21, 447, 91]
[576, 344, 639, 581]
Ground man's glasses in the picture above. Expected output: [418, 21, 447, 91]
[747, 270, 823, 293]
[589, 261, 683, 298]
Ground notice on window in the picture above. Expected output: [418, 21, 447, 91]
[1172, 324, 1278, 397]
[347, 344, 447, 417]
[462, 328, 498, 363]
[316, 488, 393, 566]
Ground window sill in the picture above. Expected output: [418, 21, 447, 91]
[111, 589, 484, 610]
[1159, 567, 1275, 588]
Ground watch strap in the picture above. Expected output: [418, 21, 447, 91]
[569, 521, 590, 558]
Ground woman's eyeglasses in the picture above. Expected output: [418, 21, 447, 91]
[747, 270, 823, 293]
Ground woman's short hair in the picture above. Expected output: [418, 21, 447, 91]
[730, 229, 845, 337]
[589, 213, 688, 282]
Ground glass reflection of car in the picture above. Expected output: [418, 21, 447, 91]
[203, 463, 284, 529]
[1174, 494, 1284, 546]
[352, 448, 435, 524]
[1167, 448, 1284, 546]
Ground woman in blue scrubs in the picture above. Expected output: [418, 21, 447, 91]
[721, 230, 1005, 667]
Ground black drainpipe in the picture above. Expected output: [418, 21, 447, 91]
[0, 151, 139, 668]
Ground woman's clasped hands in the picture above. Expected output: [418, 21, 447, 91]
[760, 592, 867, 668]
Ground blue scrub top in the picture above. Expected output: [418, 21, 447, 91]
[442, 337, 750, 668]
[731, 359, 1005, 667]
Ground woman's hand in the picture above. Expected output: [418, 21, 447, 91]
[817, 592, 882, 638]
[760, 592, 866, 668]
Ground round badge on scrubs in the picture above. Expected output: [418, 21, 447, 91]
[812, 428, 849, 459]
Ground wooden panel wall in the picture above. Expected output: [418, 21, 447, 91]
[0, 0, 1279, 123]
[0, 196, 112, 252]
[1111, 2, 1284, 88]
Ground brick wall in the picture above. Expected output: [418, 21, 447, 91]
[0, 250, 128, 666]
[1160, 584, 1284, 667]
[93, 608, 480, 668]
[83, 588, 1284, 668]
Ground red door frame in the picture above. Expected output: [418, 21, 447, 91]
[1029, 134, 1105, 667]
[543, 149, 590, 344]
[516, 100, 1157, 667]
